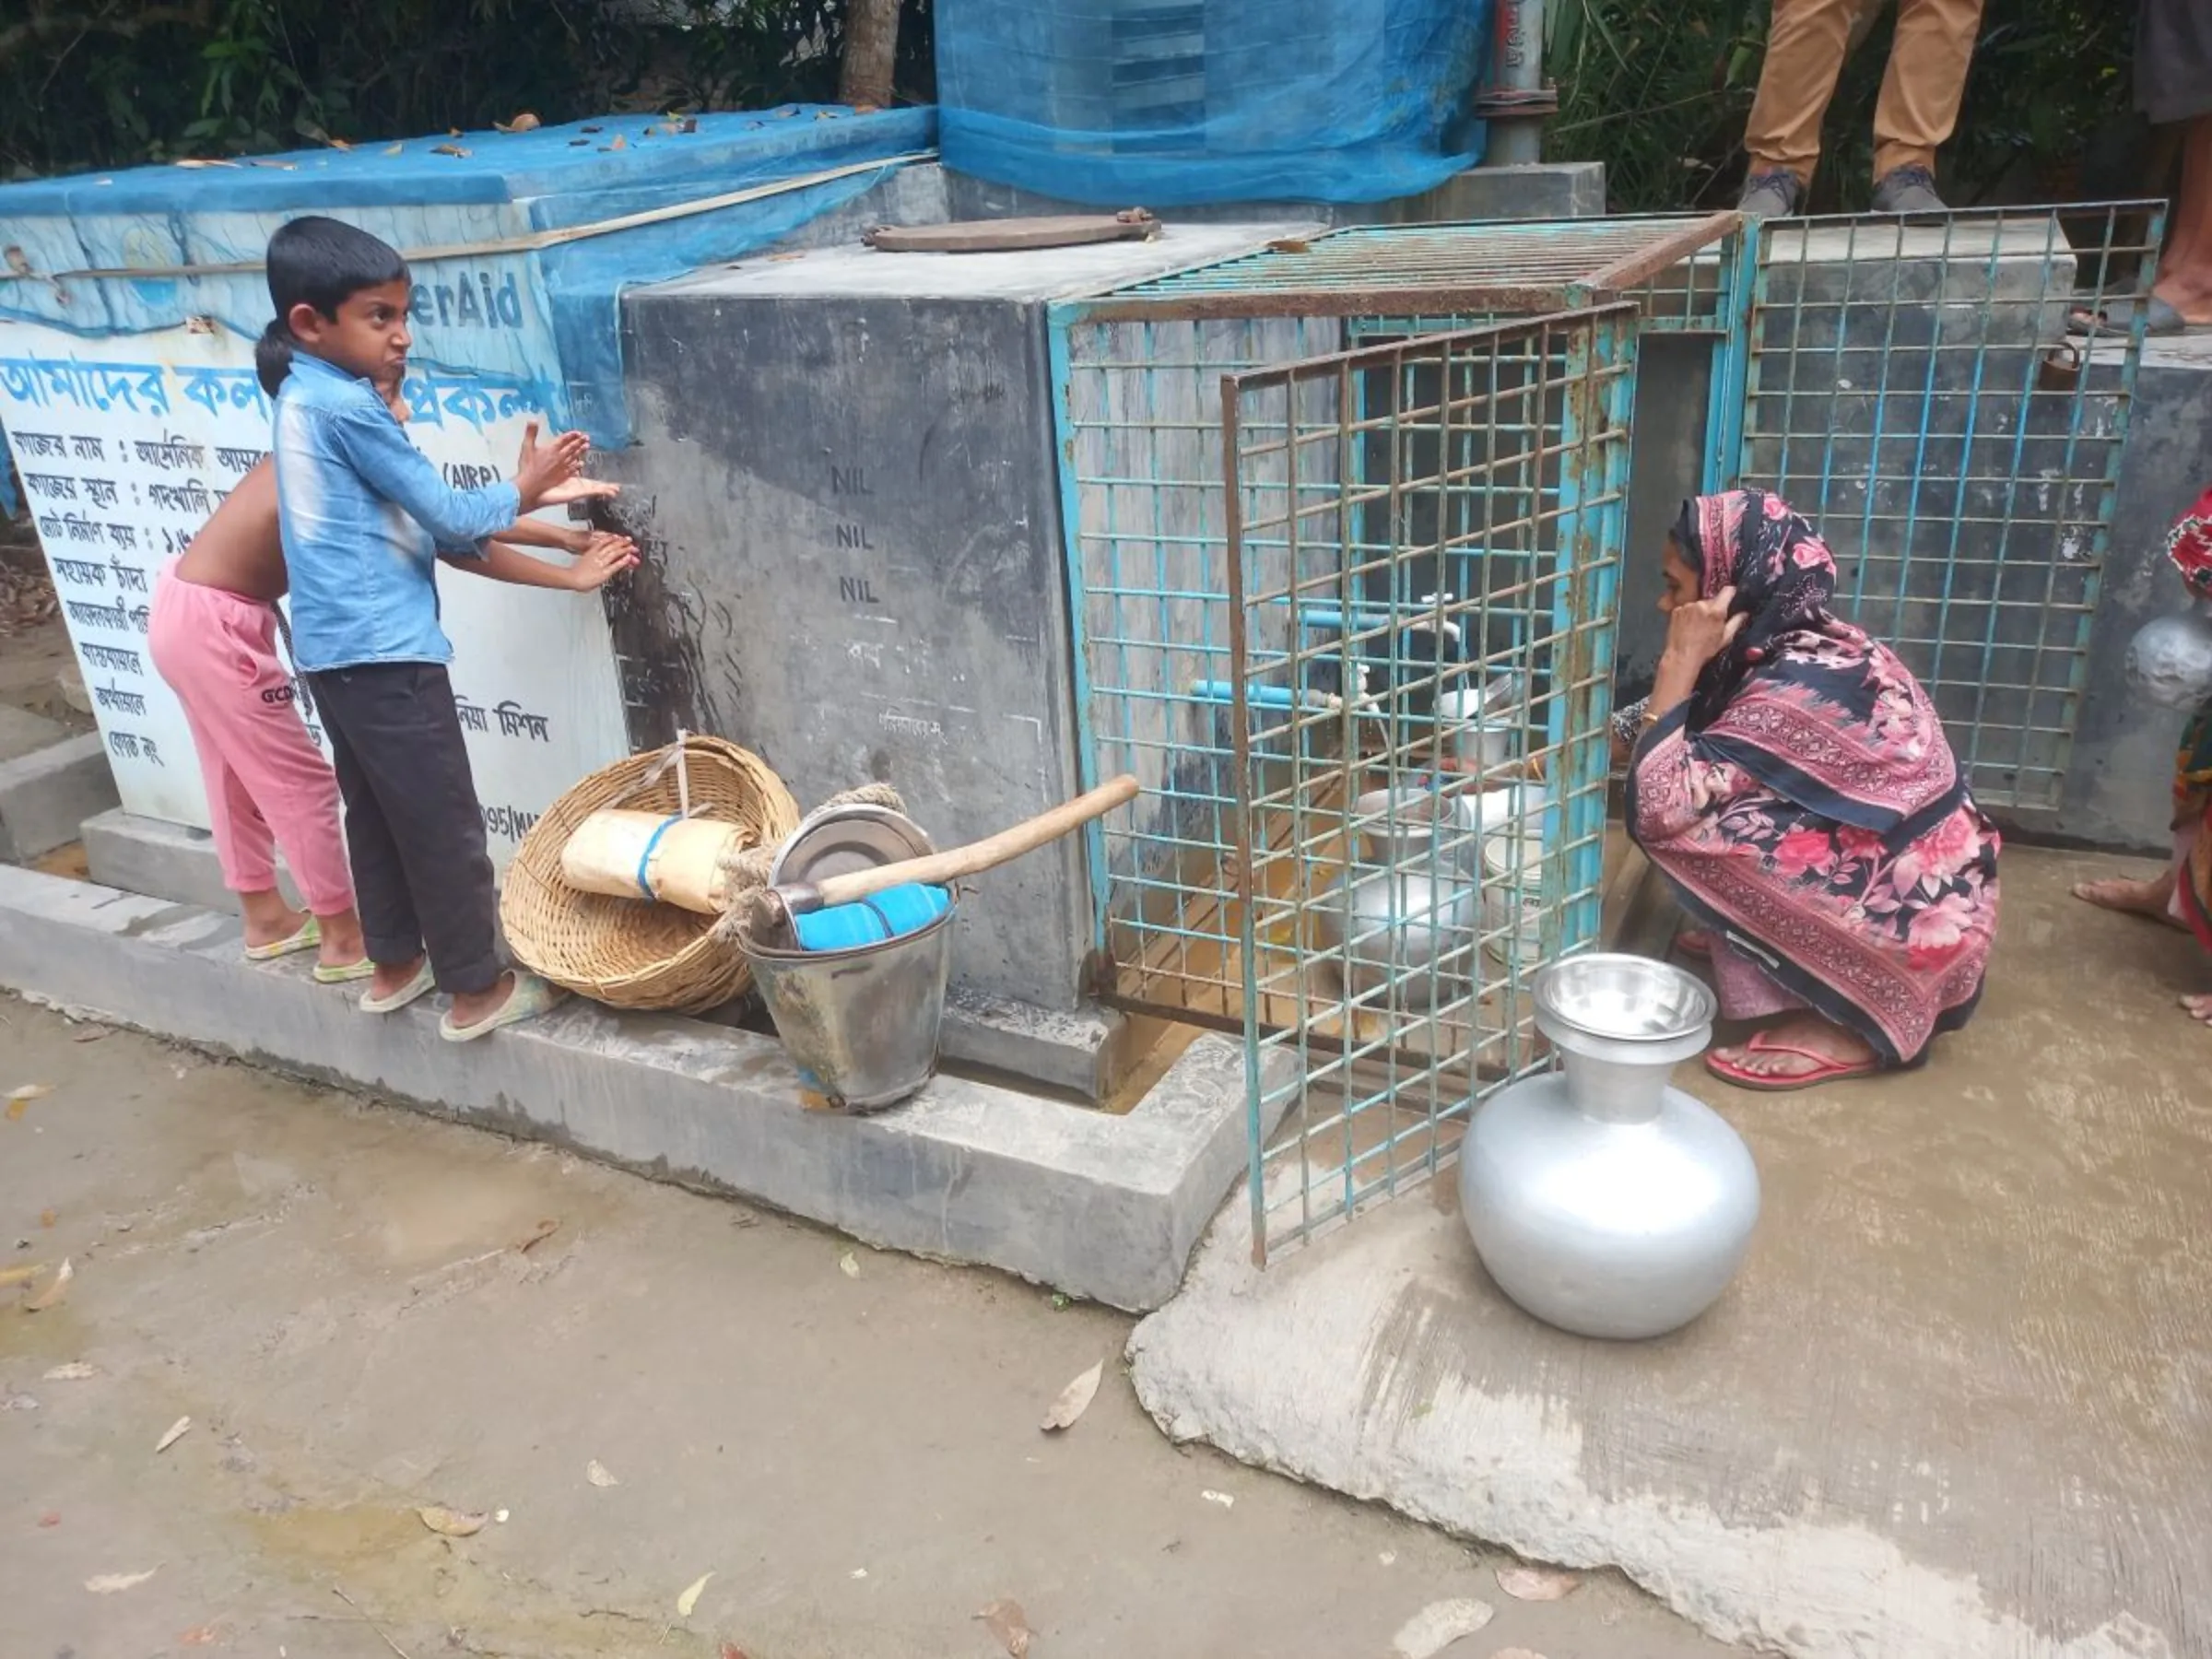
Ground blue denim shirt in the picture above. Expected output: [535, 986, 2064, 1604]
[273, 352, 519, 673]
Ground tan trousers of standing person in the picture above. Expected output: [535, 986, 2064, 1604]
[1741, 0, 1984, 206]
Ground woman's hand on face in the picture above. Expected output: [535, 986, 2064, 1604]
[1663, 583, 1747, 670]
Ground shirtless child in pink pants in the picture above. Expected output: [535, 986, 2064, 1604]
[149, 349, 634, 980]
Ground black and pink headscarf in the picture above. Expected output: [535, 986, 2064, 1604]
[1665, 488, 1958, 831]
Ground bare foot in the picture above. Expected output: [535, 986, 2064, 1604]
[371, 953, 428, 1001]
[448, 971, 516, 1030]
[2071, 870, 2183, 926]
[2183, 993, 2212, 1026]
[1709, 1012, 1877, 1083]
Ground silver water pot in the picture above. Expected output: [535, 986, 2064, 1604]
[1458, 953, 1760, 1339]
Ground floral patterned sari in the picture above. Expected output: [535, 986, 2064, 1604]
[1626, 490, 2000, 1066]
[2167, 487, 2212, 949]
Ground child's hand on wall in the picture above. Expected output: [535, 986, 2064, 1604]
[515, 420, 594, 508]
[564, 532, 640, 592]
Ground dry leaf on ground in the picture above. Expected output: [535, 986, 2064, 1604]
[178, 1626, 219, 1645]
[975, 1597, 1032, 1657]
[586, 1460, 618, 1488]
[86, 1568, 159, 1594]
[1495, 1564, 1579, 1602]
[6, 1083, 52, 1120]
[39, 1208, 55, 1228]
[155, 1416, 192, 1453]
[496, 112, 543, 133]
[0, 1263, 46, 1288]
[515, 1218, 559, 1253]
[43, 1362, 96, 1381]
[24, 1257, 73, 1312]
[1041, 1359, 1103, 1431]
[677, 1571, 714, 1618]
[1391, 1598, 1495, 1659]
[838, 1252, 860, 1278]
[418, 1505, 488, 1538]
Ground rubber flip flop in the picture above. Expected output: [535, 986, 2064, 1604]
[1675, 928, 1713, 959]
[244, 915, 320, 961]
[2142, 296, 2212, 337]
[312, 958, 377, 985]
[359, 960, 436, 1014]
[440, 971, 567, 1043]
[1705, 1030, 1880, 1093]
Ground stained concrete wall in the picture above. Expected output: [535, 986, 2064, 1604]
[2052, 334, 2212, 851]
[603, 228, 1306, 1011]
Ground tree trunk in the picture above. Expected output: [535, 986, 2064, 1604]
[839, 0, 900, 111]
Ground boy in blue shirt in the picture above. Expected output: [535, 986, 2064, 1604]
[264, 216, 606, 1041]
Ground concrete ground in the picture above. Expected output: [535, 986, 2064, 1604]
[1129, 849, 2212, 1659]
[0, 996, 1750, 1659]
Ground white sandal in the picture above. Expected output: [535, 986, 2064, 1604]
[244, 915, 320, 961]
[359, 960, 435, 1014]
[440, 972, 566, 1043]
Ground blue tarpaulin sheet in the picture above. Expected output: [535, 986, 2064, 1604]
[0, 105, 938, 446]
[936, 0, 1490, 207]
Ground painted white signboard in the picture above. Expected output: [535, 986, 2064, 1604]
[0, 320, 630, 869]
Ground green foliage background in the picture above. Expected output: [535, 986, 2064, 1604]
[2, 0, 935, 179]
[0, 0, 2156, 208]
[1546, 0, 2142, 212]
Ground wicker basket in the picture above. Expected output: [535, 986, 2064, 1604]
[501, 735, 801, 1014]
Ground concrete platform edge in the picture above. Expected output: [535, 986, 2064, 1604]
[79, 806, 1137, 1101]
[0, 864, 1270, 1312]
[0, 734, 118, 862]
[1126, 1194, 2176, 1659]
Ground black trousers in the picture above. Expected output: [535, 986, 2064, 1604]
[306, 661, 501, 994]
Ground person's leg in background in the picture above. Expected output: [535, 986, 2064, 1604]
[1868, 0, 1985, 211]
[2150, 114, 2212, 329]
[1738, 0, 1869, 215]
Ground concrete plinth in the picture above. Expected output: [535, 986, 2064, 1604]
[76, 806, 1140, 1100]
[1128, 848, 2207, 1659]
[0, 862, 1280, 1312]
[81, 807, 278, 912]
[0, 732, 118, 862]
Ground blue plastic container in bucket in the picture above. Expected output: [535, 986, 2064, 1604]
[740, 895, 958, 1112]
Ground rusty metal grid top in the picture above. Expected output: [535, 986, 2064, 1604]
[1075, 212, 1739, 321]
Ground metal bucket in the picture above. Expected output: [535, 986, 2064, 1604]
[740, 904, 958, 1112]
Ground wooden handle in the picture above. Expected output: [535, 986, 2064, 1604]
[802, 775, 1139, 913]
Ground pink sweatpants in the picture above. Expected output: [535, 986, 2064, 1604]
[147, 562, 354, 913]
